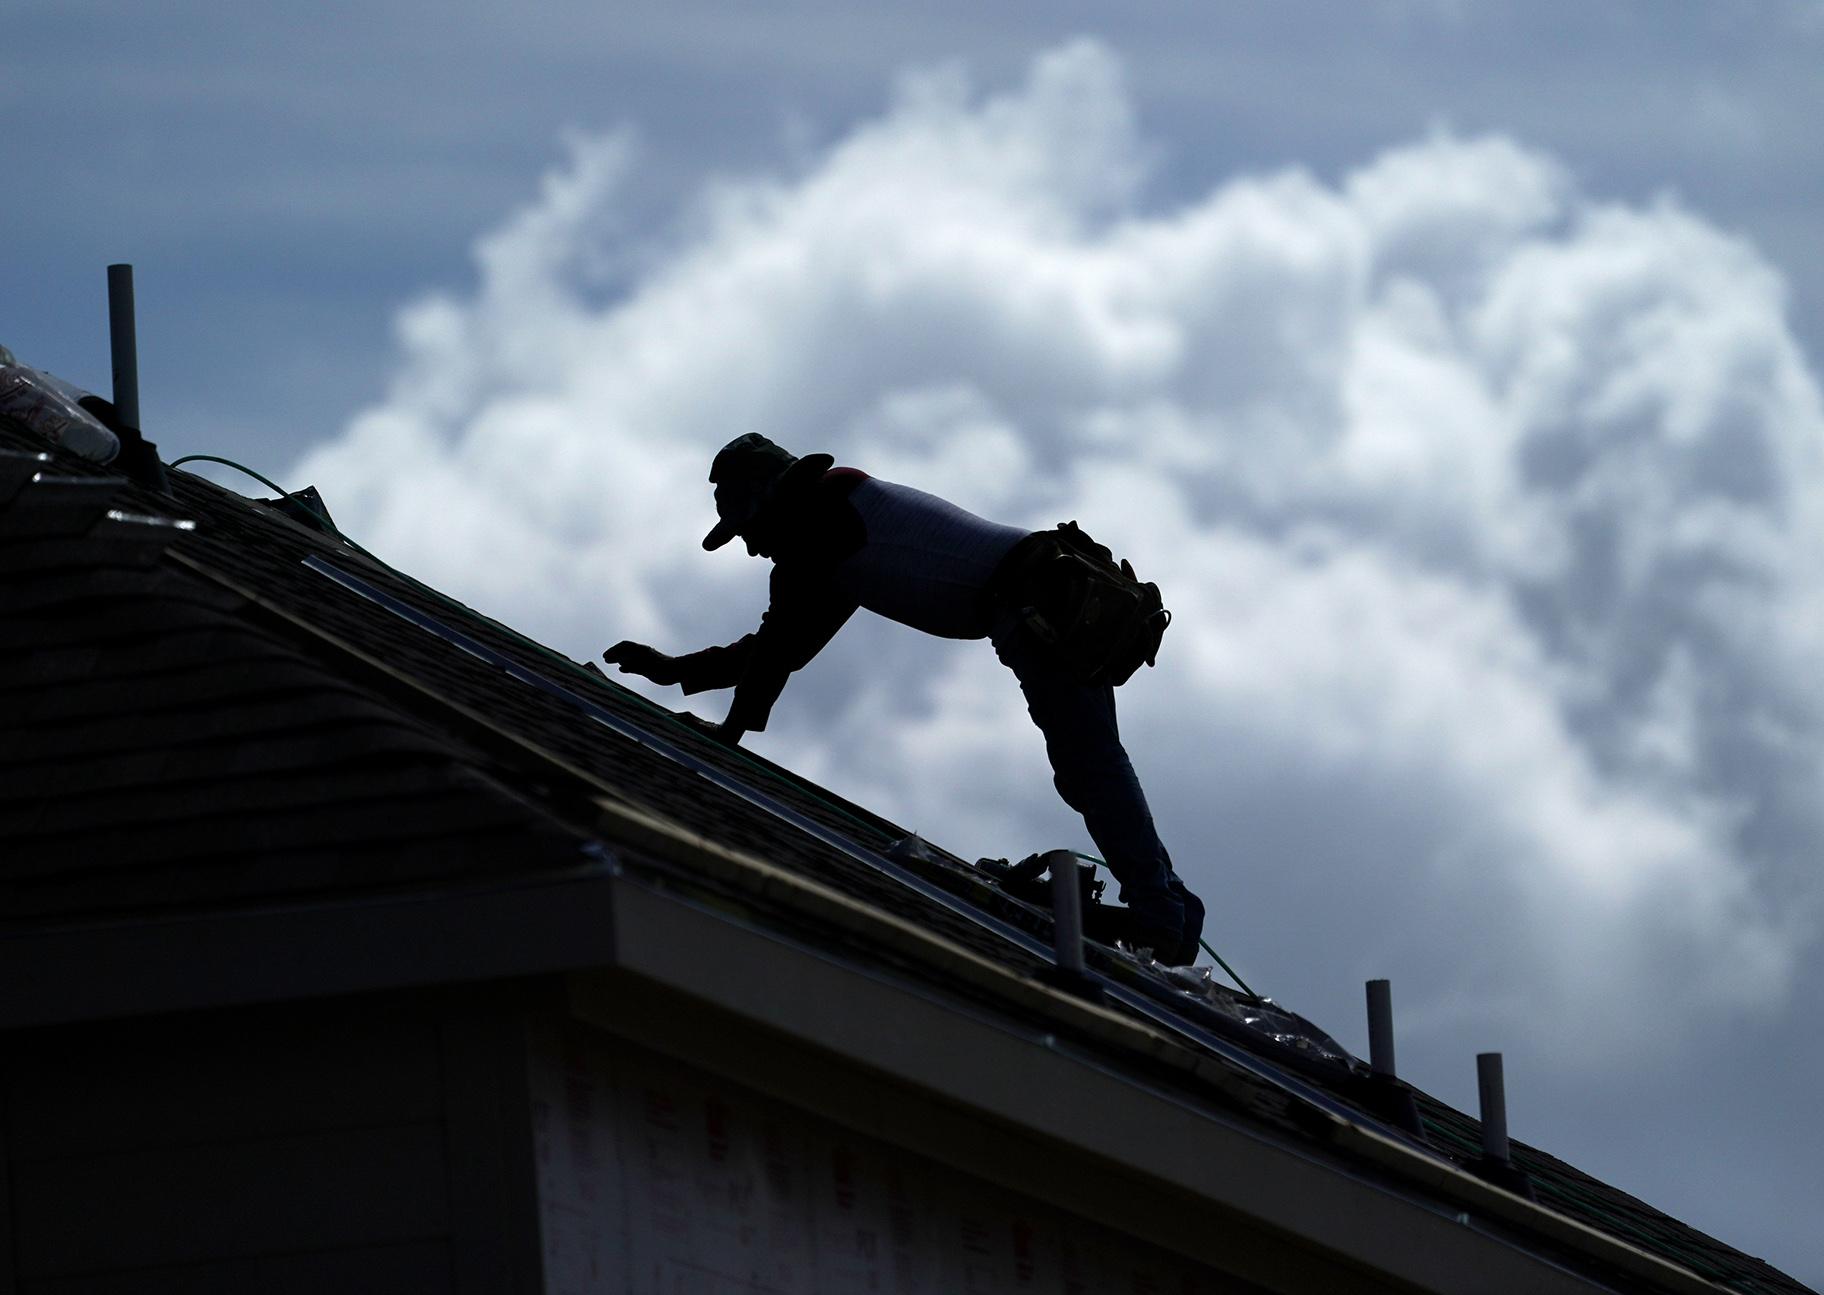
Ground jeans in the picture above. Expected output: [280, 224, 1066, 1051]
[988, 607, 1203, 951]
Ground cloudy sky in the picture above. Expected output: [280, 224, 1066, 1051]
[11, 2, 1824, 1284]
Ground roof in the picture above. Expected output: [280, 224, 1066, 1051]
[1, 411, 1813, 1295]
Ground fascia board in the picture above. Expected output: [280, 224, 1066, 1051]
[589, 798, 1737, 1295]
[584, 874, 1625, 1295]
[0, 865, 620, 1030]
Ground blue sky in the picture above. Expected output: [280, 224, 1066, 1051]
[15, 2, 1824, 461]
[9, 3, 1824, 1287]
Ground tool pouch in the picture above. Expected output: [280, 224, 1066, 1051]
[993, 521, 1171, 686]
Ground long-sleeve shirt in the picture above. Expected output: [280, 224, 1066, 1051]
[671, 468, 1030, 732]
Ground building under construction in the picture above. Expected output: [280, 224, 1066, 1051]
[1, 308, 1814, 1293]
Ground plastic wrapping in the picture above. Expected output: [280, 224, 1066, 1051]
[1159, 963, 1357, 1068]
[886, 833, 936, 865]
[0, 349, 120, 464]
[981, 850, 1356, 1068]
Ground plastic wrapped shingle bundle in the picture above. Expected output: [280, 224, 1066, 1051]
[1161, 963, 1358, 1069]
[0, 346, 121, 465]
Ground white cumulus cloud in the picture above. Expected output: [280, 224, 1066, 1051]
[295, 39, 1824, 1070]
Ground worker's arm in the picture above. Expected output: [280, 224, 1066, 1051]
[601, 641, 686, 685]
[598, 645, 747, 747]
[603, 473, 866, 742]
[718, 564, 857, 735]
[602, 565, 856, 740]
[602, 633, 760, 695]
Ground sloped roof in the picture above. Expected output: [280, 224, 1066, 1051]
[1, 413, 1812, 1295]
[1, 447, 592, 919]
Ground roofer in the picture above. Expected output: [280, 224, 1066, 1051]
[603, 434, 1205, 966]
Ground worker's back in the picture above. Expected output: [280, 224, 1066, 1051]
[832, 475, 1028, 640]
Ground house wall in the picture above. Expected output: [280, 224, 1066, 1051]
[572, 898, 1448, 1295]
[0, 988, 541, 1295]
[527, 1014, 1282, 1295]
[1, 980, 1285, 1295]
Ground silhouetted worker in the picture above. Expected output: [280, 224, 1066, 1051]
[604, 434, 1204, 965]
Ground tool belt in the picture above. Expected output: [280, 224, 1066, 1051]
[992, 521, 1171, 687]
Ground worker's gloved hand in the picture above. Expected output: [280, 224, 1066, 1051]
[602, 640, 683, 686]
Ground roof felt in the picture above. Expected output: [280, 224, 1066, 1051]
[1, 414, 1812, 1295]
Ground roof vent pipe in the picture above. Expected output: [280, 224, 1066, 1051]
[1361, 979, 1425, 1139]
[107, 264, 140, 431]
[91, 264, 168, 493]
[1477, 1052, 1510, 1162]
[1367, 978, 1397, 1077]
[1472, 1051, 1535, 1199]
[1040, 849, 1100, 1001]
[1047, 849, 1086, 976]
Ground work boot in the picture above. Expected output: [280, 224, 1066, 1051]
[1120, 879, 1205, 966]
[1120, 905, 1194, 966]
[1133, 922, 1194, 966]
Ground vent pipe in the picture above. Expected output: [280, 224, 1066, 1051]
[107, 264, 140, 430]
[1471, 1051, 1534, 1198]
[1047, 849, 1086, 977]
[1477, 1052, 1510, 1162]
[96, 264, 168, 492]
[1361, 979, 1425, 1138]
[1039, 849, 1099, 1000]
[1366, 979, 1397, 1077]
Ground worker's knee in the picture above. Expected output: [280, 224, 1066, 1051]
[1050, 766, 1087, 817]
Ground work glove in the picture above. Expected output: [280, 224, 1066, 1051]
[602, 640, 683, 686]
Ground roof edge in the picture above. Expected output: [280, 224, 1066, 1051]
[593, 790, 1741, 1295]
[159, 529, 1752, 1295]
